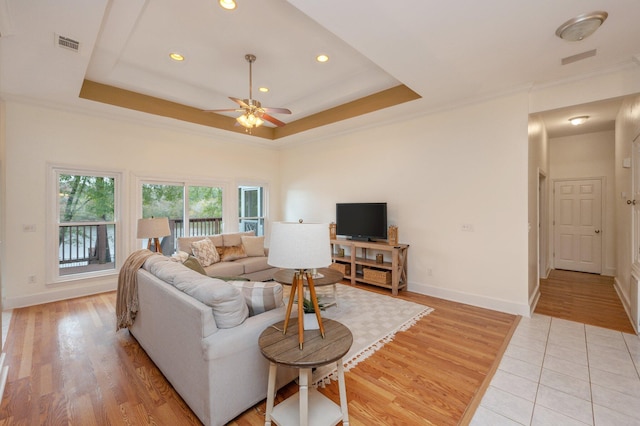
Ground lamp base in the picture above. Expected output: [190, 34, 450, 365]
[282, 269, 326, 349]
[147, 238, 163, 254]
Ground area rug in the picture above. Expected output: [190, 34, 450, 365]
[285, 284, 433, 386]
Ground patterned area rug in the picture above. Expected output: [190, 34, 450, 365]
[285, 283, 434, 385]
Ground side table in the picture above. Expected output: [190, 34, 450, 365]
[273, 267, 344, 308]
[259, 319, 353, 426]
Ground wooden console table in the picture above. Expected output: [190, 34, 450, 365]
[259, 319, 352, 426]
[330, 239, 409, 295]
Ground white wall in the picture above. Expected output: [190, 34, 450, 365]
[279, 93, 532, 315]
[2, 101, 282, 308]
[549, 130, 616, 276]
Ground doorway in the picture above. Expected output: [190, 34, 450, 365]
[553, 178, 603, 274]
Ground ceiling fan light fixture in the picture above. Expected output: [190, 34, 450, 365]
[236, 113, 264, 128]
[569, 116, 589, 126]
[555, 11, 608, 41]
[219, 0, 237, 10]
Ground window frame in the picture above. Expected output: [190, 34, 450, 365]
[47, 164, 123, 285]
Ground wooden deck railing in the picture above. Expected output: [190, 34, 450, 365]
[58, 218, 223, 270]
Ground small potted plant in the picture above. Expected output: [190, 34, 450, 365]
[302, 298, 324, 330]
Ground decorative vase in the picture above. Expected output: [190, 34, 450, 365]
[303, 313, 320, 330]
[329, 222, 337, 240]
[388, 225, 398, 245]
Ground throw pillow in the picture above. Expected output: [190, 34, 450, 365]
[230, 281, 284, 316]
[183, 255, 207, 275]
[241, 235, 265, 257]
[220, 244, 248, 262]
[170, 250, 190, 262]
[191, 238, 220, 267]
[222, 231, 254, 247]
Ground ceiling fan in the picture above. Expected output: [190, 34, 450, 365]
[205, 54, 291, 130]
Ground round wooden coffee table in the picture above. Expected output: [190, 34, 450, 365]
[273, 267, 343, 308]
[259, 319, 352, 426]
[273, 267, 344, 287]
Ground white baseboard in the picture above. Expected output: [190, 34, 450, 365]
[408, 282, 530, 317]
[614, 276, 637, 334]
[529, 283, 541, 317]
[2, 282, 117, 310]
[0, 353, 8, 403]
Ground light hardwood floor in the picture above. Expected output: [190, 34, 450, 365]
[0, 284, 518, 425]
[535, 269, 635, 334]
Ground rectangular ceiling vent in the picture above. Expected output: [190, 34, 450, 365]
[561, 49, 597, 65]
[56, 34, 80, 52]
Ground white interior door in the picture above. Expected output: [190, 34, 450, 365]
[553, 179, 602, 274]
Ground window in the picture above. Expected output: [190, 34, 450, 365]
[141, 182, 224, 253]
[238, 185, 265, 236]
[55, 169, 118, 279]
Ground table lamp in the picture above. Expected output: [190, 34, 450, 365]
[137, 217, 171, 254]
[268, 220, 331, 349]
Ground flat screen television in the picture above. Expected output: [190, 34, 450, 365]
[336, 202, 387, 241]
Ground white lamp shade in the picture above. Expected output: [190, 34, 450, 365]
[268, 222, 331, 269]
[137, 217, 171, 239]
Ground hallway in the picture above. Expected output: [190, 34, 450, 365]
[535, 269, 635, 334]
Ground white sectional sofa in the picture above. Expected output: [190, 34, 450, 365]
[129, 254, 296, 426]
[176, 231, 279, 282]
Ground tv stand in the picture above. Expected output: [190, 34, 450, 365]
[330, 239, 409, 295]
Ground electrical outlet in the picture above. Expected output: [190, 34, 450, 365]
[461, 224, 474, 232]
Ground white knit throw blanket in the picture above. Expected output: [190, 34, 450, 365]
[116, 249, 156, 331]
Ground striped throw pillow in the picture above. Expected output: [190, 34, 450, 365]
[230, 281, 284, 316]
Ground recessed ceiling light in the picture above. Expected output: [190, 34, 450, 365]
[569, 116, 589, 126]
[555, 11, 608, 41]
[316, 54, 329, 63]
[259, 87, 269, 93]
[169, 52, 185, 62]
[219, 0, 236, 10]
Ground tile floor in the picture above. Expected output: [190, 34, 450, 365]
[471, 314, 640, 426]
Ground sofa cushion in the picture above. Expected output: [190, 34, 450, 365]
[183, 255, 207, 275]
[230, 281, 284, 316]
[234, 256, 272, 274]
[220, 245, 248, 262]
[204, 261, 245, 277]
[176, 235, 222, 253]
[173, 276, 249, 328]
[241, 235, 265, 257]
[144, 255, 203, 286]
[222, 231, 254, 247]
[191, 238, 220, 267]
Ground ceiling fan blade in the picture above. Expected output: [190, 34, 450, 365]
[262, 113, 286, 127]
[262, 106, 292, 114]
[230, 97, 250, 109]
[203, 108, 243, 113]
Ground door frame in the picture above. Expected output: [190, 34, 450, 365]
[538, 170, 549, 279]
[551, 176, 605, 274]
